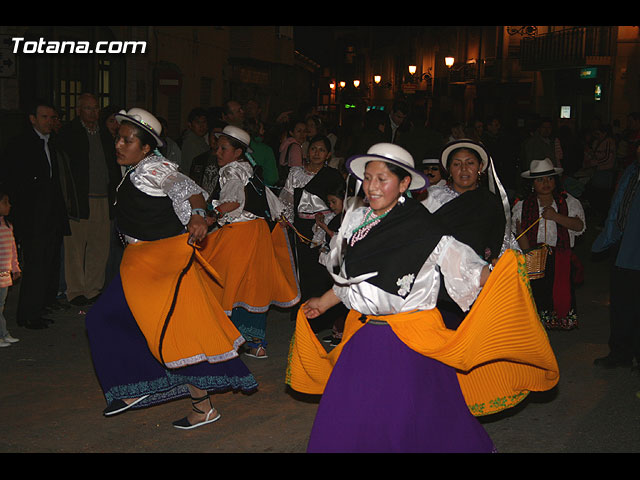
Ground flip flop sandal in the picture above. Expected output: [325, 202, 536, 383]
[244, 345, 268, 359]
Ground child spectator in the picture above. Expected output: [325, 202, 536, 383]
[0, 188, 21, 347]
[315, 184, 347, 346]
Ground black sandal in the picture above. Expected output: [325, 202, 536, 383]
[172, 394, 221, 430]
[103, 394, 150, 416]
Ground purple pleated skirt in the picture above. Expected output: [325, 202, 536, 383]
[85, 273, 258, 410]
[307, 321, 496, 453]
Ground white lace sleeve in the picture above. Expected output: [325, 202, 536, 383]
[210, 162, 255, 223]
[437, 236, 487, 312]
[278, 166, 314, 223]
[421, 185, 459, 213]
[130, 155, 207, 225]
[279, 169, 296, 223]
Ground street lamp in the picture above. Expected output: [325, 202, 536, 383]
[353, 79, 360, 88]
[445, 56, 455, 68]
[408, 65, 417, 75]
[374, 75, 381, 84]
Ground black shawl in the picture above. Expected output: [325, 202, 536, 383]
[345, 198, 447, 296]
[432, 187, 505, 262]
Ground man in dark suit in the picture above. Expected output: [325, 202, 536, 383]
[57, 93, 121, 306]
[0, 100, 69, 329]
[384, 99, 410, 144]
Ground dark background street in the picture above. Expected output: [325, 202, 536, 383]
[1, 225, 639, 453]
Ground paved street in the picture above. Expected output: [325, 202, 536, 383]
[1, 225, 639, 453]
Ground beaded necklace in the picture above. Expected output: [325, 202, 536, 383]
[349, 206, 391, 246]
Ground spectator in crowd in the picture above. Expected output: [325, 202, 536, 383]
[57, 93, 120, 307]
[158, 116, 182, 168]
[0, 99, 69, 329]
[245, 118, 279, 187]
[0, 187, 21, 345]
[189, 120, 225, 196]
[583, 123, 617, 223]
[355, 109, 387, 155]
[244, 99, 263, 125]
[98, 105, 125, 289]
[180, 107, 209, 175]
[482, 115, 520, 196]
[522, 117, 557, 168]
[592, 143, 640, 371]
[222, 100, 245, 129]
[385, 99, 410, 144]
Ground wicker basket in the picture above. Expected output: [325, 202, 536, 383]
[517, 217, 551, 280]
[524, 244, 551, 280]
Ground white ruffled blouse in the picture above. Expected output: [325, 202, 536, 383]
[210, 161, 260, 225]
[328, 206, 488, 316]
[117, 154, 207, 226]
[511, 193, 586, 248]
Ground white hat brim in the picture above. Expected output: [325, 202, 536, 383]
[115, 112, 164, 148]
[441, 139, 489, 172]
[346, 153, 427, 191]
[214, 131, 253, 154]
[521, 167, 563, 178]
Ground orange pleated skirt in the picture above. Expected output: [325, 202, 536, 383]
[286, 249, 560, 416]
[120, 233, 245, 369]
[197, 219, 300, 314]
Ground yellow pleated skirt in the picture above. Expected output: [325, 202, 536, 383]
[286, 249, 560, 416]
[197, 219, 300, 314]
[120, 233, 245, 369]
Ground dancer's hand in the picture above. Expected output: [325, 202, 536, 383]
[302, 298, 326, 319]
[188, 214, 208, 243]
[301, 289, 341, 319]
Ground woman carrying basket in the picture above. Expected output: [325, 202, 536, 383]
[512, 158, 586, 330]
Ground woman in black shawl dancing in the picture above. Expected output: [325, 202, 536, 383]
[422, 139, 518, 329]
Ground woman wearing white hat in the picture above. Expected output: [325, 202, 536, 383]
[86, 108, 259, 431]
[198, 125, 300, 360]
[422, 139, 518, 329]
[286, 143, 559, 453]
[512, 158, 586, 330]
[422, 139, 514, 260]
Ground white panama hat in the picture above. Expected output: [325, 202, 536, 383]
[215, 125, 253, 153]
[440, 139, 489, 172]
[420, 158, 441, 167]
[115, 107, 164, 148]
[346, 143, 427, 191]
[521, 158, 563, 178]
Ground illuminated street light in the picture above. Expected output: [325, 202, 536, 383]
[408, 65, 417, 75]
[374, 75, 381, 84]
[339, 81, 346, 88]
[353, 79, 360, 88]
[445, 56, 455, 68]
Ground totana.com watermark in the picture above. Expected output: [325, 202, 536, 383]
[11, 37, 147, 54]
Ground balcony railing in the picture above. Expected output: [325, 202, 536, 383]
[520, 26, 615, 70]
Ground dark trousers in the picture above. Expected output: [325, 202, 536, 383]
[608, 265, 640, 362]
[17, 229, 62, 325]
